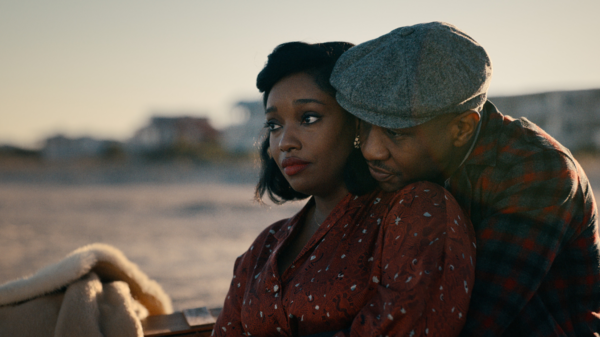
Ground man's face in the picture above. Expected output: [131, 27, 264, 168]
[359, 116, 455, 191]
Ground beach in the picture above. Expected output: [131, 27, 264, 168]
[1, 158, 598, 311]
[0, 163, 304, 311]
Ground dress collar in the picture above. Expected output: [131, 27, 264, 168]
[272, 191, 377, 242]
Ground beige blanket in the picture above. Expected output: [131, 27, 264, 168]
[0, 243, 173, 337]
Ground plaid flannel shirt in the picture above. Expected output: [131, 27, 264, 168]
[450, 101, 599, 336]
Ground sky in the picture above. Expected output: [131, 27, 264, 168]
[1, 0, 599, 148]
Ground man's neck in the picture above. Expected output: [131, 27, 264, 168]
[443, 119, 482, 181]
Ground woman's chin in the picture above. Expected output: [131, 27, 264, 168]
[288, 180, 347, 200]
[286, 181, 314, 196]
[282, 167, 347, 198]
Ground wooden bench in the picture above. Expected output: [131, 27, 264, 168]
[142, 307, 221, 337]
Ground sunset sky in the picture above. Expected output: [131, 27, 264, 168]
[1, 0, 599, 148]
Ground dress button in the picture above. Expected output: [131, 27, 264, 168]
[274, 284, 279, 292]
[401, 28, 414, 37]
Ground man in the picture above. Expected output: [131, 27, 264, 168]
[330, 22, 599, 336]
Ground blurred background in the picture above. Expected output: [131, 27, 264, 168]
[1, 0, 599, 311]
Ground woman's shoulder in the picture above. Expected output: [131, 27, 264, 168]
[371, 182, 474, 247]
[371, 181, 454, 207]
[363, 181, 468, 229]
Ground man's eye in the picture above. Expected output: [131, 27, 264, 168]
[386, 128, 402, 137]
[302, 115, 320, 124]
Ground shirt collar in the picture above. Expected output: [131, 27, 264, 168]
[272, 191, 374, 242]
[463, 100, 504, 168]
[273, 199, 312, 241]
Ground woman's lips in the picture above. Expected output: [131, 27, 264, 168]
[367, 164, 395, 182]
[281, 157, 310, 176]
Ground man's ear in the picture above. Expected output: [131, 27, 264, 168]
[451, 110, 481, 148]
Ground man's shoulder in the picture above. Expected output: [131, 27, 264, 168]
[474, 106, 596, 222]
[483, 106, 579, 175]
[502, 116, 570, 157]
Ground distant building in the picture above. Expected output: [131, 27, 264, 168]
[42, 135, 119, 160]
[0, 145, 40, 159]
[222, 101, 266, 154]
[221, 90, 600, 154]
[129, 116, 220, 152]
[490, 89, 600, 152]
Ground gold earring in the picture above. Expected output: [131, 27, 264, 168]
[353, 135, 360, 149]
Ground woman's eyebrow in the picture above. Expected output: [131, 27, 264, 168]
[294, 98, 325, 106]
[265, 98, 325, 114]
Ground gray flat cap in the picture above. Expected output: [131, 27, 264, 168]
[330, 22, 492, 129]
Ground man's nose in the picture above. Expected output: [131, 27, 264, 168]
[278, 126, 301, 153]
[360, 125, 390, 161]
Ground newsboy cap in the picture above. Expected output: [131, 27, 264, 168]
[330, 21, 492, 129]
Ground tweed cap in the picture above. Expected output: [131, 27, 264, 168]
[330, 22, 492, 129]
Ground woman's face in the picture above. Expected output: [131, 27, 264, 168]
[265, 72, 356, 198]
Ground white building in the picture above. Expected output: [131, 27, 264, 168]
[221, 101, 266, 154]
[42, 135, 113, 160]
[490, 89, 600, 152]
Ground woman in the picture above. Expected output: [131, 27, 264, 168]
[213, 42, 476, 337]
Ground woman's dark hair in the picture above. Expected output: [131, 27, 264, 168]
[254, 41, 377, 204]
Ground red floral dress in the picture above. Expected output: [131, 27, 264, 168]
[213, 181, 476, 336]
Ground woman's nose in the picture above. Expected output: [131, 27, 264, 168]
[278, 127, 301, 152]
[360, 125, 390, 161]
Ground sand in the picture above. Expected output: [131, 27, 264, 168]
[0, 182, 303, 310]
[0, 158, 598, 311]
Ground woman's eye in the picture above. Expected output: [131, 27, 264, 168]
[264, 121, 281, 131]
[302, 115, 320, 124]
